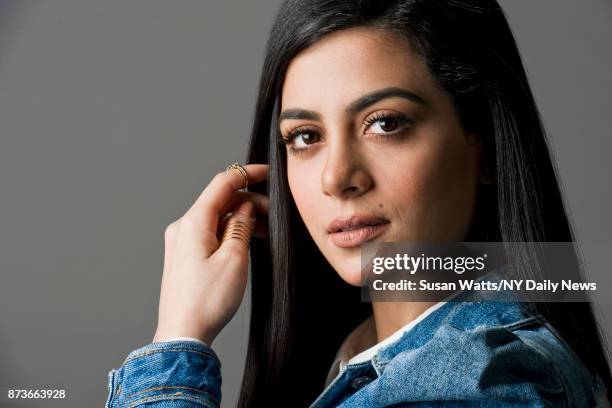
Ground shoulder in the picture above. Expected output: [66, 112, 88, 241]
[376, 302, 603, 406]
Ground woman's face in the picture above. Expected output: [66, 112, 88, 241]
[279, 27, 482, 286]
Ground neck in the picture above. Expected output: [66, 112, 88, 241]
[370, 301, 438, 342]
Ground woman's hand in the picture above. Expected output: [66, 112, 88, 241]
[152, 164, 269, 345]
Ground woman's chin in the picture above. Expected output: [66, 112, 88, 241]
[340, 273, 364, 287]
[332, 258, 365, 287]
[320, 242, 368, 286]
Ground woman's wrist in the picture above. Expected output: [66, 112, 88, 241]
[153, 325, 215, 345]
[153, 336, 209, 347]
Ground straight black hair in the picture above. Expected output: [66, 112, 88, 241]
[242, 0, 611, 406]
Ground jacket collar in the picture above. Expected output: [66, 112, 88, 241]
[324, 301, 450, 386]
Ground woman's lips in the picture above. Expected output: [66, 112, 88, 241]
[329, 222, 390, 248]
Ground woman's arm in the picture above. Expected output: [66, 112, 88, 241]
[106, 164, 269, 407]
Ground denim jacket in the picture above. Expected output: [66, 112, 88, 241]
[106, 285, 608, 407]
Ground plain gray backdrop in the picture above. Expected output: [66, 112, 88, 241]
[0, 1, 610, 406]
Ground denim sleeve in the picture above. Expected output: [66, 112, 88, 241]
[105, 340, 222, 407]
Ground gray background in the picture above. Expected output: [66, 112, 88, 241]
[0, 0, 610, 406]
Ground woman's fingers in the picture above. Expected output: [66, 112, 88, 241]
[190, 164, 268, 216]
[217, 205, 268, 242]
[217, 200, 256, 254]
[220, 191, 269, 217]
[184, 164, 269, 256]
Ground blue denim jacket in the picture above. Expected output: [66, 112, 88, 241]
[106, 292, 607, 407]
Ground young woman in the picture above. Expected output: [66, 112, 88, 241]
[106, 0, 611, 406]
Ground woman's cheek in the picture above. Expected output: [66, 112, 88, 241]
[404, 136, 479, 240]
[387, 152, 434, 218]
[383, 143, 462, 241]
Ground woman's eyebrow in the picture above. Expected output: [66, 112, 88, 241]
[346, 86, 429, 115]
[278, 108, 321, 122]
[279, 86, 429, 123]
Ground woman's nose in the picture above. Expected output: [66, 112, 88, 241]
[321, 138, 373, 199]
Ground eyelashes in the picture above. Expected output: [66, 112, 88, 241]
[278, 125, 320, 155]
[278, 111, 415, 156]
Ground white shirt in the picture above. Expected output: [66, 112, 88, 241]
[156, 336, 208, 346]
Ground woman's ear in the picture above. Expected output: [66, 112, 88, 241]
[466, 131, 480, 146]
[466, 131, 495, 185]
[479, 165, 495, 185]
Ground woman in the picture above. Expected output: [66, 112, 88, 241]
[106, 0, 611, 406]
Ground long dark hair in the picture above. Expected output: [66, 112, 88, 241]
[241, 0, 611, 406]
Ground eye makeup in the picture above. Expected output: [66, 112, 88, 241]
[278, 111, 415, 155]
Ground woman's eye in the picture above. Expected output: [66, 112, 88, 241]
[369, 117, 399, 133]
[364, 113, 412, 136]
[292, 131, 319, 148]
[280, 128, 321, 155]
[279, 113, 412, 155]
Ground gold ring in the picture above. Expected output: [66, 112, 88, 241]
[225, 163, 248, 190]
[221, 213, 255, 248]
